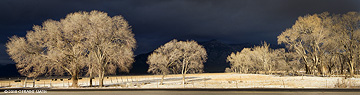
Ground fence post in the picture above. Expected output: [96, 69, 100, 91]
[121, 77, 123, 83]
[131, 77, 133, 82]
[350, 79, 352, 88]
[44, 81, 45, 87]
[236, 81, 238, 88]
[326, 80, 327, 88]
[24, 77, 27, 87]
[63, 80, 64, 87]
[252, 81, 254, 88]
[282, 80, 285, 88]
[32, 79, 35, 87]
[204, 78, 206, 88]
[302, 74, 304, 80]
[192, 82, 194, 88]
[116, 77, 119, 84]
[50, 80, 52, 87]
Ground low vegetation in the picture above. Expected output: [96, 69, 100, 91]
[228, 12, 360, 78]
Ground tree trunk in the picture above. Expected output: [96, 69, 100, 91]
[339, 55, 344, 74]
[268, 65, 272, 75]
[99, 69, 105, 87]
[350, 67, 354, 77]
[182, 73, 186, 87]
[160, 74, 165, 85]
[99, 76, 104, 87]
[71, 72, 79, 87]
[328, 65, 332, 75]
[320, 64, 327, 76]
[341, 62, 344, 74]
[181, 60, 186, 88]
[305, 64, 311, 74]
[89, 71, 93, 87]
[302, 56, 312, 74]
[350, 62, 355, 77]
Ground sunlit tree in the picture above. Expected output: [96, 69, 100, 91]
[278, 12, 334, 75]
[227, 48, 254, 73]
[6, 10, 136, 87]
[147, 39, 207, 86]
[227, 42, 286, 74]
[6, 15, 88, 87]
[332, 12, 360, 77]
[82, 11, 136, 87]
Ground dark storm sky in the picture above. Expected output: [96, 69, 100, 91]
[0, 0, 359, 64]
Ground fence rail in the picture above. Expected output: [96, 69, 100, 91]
[1, 75, 359, 88]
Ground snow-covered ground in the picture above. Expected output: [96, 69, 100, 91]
[1, 73, 359, 88]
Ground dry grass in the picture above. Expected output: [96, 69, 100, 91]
[1, 73, 359, 88]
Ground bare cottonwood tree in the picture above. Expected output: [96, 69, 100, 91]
[332, 12, 360, 77]
[271, 48, 290, 72]
[227, 42, 287, 74]
[176, 40, 207, 86]
[282, 51, 301, 74]
[278, 12, 334, 75]
[252, 42, 275, 74]
[80, 11, 136, 87]
[227, 48, 254, 73]
[147, 39, 207, 86]
[147, 40, 181, 84]
[6, 13, 89, 87]
[6, 10, 136, 87]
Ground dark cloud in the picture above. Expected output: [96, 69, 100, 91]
[0, 44, 13, 64]
[0, 0, 359, 64]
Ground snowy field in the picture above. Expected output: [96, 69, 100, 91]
[1, 73, 360, 88]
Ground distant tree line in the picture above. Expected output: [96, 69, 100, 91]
[227, 12, 360, 77]
[7, 10, 360, 88]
